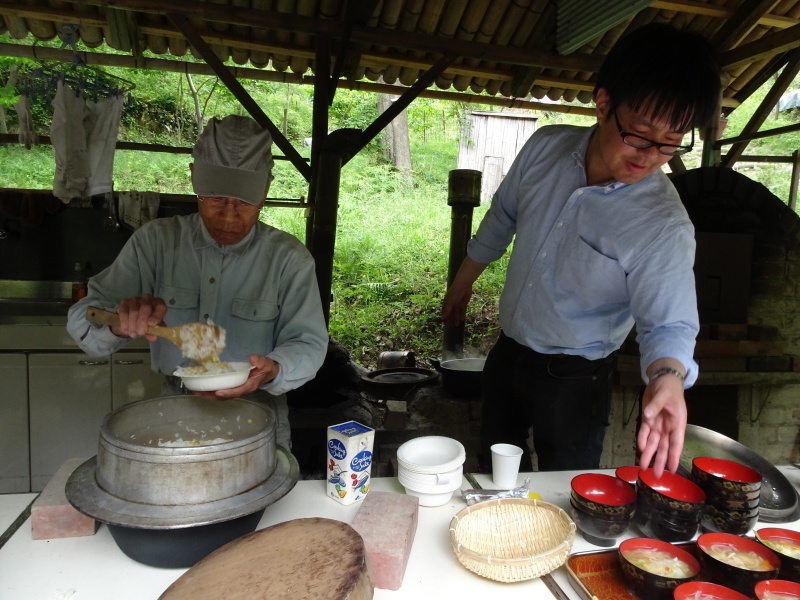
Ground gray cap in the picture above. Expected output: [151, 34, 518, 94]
[191, 115, 274, 205]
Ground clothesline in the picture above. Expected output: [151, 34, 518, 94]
[18, 60, 135, 104]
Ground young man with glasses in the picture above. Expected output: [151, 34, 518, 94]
[442, 24, 720, 477]
[68, 115, 328, 448]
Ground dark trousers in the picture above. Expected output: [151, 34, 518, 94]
[479, 332, 614, 472]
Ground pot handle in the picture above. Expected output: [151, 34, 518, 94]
[431, 358, 442, 372]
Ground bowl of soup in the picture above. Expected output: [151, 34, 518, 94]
[756, 528, 800, 583]
[697, 532, 781, 596]
[619, 537, 700, 599]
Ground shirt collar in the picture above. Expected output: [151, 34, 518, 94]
[571, 125, 629, 195]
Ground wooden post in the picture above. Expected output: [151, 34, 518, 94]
[790, 149, 800, 212]
[311, 147, 341, 327]
[442, 169, 482, 358]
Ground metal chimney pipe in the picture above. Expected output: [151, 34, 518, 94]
[442, 169, 482, 357]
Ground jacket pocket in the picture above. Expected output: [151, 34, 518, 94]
[161, 284, 200, 310]
[231, 299, 279, 321]
[227, 299, 280, 358]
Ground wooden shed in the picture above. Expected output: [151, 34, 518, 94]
[457, 111, 539, 202]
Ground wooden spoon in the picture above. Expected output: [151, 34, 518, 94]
[85, 306, 225, 363]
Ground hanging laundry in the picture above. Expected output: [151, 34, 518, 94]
[14, 96, 38, 149]
[50, 80, 123, 203]
[118, 190, 160, 230]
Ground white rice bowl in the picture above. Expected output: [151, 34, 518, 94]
[174, 361, 254, 392]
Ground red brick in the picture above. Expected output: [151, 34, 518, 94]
[31, 458, 98, 540]
[695, 340, 741, 357]
[709, 324, 750, 341]
[747, 356, 793, 372]
[739, 340, 785, 356]
[699, 357, 748, 372]
[351, 491, 419, 590]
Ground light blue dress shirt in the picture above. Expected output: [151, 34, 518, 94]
[67, 213, 329, 396]
[468, 124, 699, 386]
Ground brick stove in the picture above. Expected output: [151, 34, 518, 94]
[608, 166, 800, 467]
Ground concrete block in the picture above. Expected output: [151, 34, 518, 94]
[351, 491, 419, 590]
[31, 458, 98, 540]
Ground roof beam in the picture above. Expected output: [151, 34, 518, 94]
[167, 12, 312, 182]
[0, 0, 594, 86]
[354, 52, 459, 164]
[47, 0, 604, 72]
[721, 23, 800, 70]
[649, 0, 799, 28]
[710, 0, 781, 52]
[0, 42, 729, 114]
[720, 48, 800, 167]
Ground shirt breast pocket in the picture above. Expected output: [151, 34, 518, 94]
[228, 299, 280, 357]
[558, 237, 628, 306]
[160, 284, 200, 323]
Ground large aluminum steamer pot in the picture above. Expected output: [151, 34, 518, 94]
[96, 395, 276, 506]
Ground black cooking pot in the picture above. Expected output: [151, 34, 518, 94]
[432, 358, 486, 397]
[107, 509, 265, 569]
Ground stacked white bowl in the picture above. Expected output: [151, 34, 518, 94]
[396, 436, 466, 507]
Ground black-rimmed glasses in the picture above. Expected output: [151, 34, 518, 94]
[613, 112, 694, 156]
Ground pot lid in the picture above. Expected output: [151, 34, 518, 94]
[66, 446, 299, 530]
[361, 367, 438, 386]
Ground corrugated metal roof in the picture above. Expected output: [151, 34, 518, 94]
[0, 0, 798, 112]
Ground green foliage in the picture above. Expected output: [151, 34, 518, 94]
[13, 42, 795, 366]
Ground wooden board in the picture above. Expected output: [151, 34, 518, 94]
[159, 518, 373, 600]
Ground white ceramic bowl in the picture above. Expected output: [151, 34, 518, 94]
[397, 436, 466, 475]
[175, 362, 254, 392]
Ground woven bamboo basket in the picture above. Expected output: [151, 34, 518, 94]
[449, 497, 576, 583]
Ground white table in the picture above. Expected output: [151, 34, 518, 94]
[0, 493, 36, 536]
[1, 467, 798, 600]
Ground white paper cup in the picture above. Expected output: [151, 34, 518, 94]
[491, 443, 524, 489]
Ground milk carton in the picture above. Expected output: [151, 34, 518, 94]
[326, 421, 375, 505]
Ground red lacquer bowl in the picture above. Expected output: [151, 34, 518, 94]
[754, 579, 800, 599]
[619, 537, 700, 599]
[615, 466, 640, 486]
[571, 473, 637, 511]
[756, 528, 800, 583]
[697, 532, 781, 596]
[692, 457, 762, 494]
[673, 580, 751, 600]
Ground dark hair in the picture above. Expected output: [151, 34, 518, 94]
[594, 23, 721, 131]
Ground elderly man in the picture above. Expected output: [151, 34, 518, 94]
[67, 115, 328, 448]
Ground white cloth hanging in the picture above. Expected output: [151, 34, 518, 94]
[85, 93, 123, 197]
[118, 191, 160, 229]
[50, 80, 123, 203]
[51, 81, 90, 202]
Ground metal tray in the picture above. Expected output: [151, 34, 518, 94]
[566, 542, 700, 600]
[678, 425, 800, 522]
